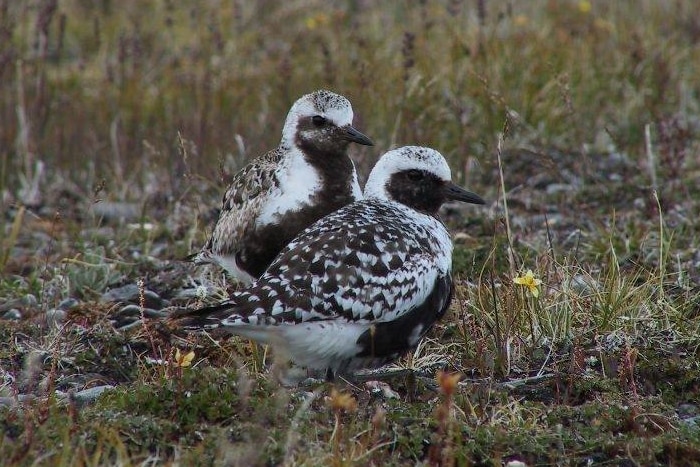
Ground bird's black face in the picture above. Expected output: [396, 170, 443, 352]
[386, 169, 485, 215]
[295, 115, 373, 157]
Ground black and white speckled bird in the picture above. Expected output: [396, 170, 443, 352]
[191, 90, 373, 284]
[176, 146, 484, 377]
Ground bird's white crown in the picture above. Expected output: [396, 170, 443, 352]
[281, 90, 355, 147]
[364, 146, 453, 200]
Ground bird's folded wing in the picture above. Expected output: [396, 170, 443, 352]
[209, 149, 282, 252]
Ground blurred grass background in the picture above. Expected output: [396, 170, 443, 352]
[2, 0, 698, 204]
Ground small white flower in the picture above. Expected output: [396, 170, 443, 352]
[585, 356, 598, 366]
[195, 285, 209, 300]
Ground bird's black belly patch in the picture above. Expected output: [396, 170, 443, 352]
[355, 273, 453, 358]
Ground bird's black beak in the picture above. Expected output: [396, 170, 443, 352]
[443, 182, 485, 205]
[343, 125, 374, 146]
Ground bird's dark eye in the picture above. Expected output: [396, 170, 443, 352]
[406, 170, 423, 181]
[312, 115, 327, 127]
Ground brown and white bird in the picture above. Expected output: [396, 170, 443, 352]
[176, 146, 485, 379]
[191, 90, 373, 284]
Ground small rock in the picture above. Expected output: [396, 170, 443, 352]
[71, 385, 114, 408]
[111, 305, 139, 329]
[91, 201, 140, 224]
[117, 320, 144, 332]
[117, 304, 168, 319]
[680, 416, 700, 430]
[45, 308, 67, 327]
[678, 403, 700, 418]
[22, 294, 38, 308]
[0, 299, 18, 313]
[0, 294, 37, 313]
[2, 309, 21, 320]
[143, 308, 169, 318]
[174, 287, 207, 301]
[112, 305, 168, 330]
[101, 284, 165, 309]
[117, 304, 144, 317]
[567, 274, 599, 294]
[57, 298, 80, 311]
[56, 373, 110, 392]
[142, 289, 166, 309]
[545, 183, 577, 195]
[101, 284, 139, 303]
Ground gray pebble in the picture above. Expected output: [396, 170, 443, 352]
[142, 308, 169, 319]
[22, 294, 38, 308]
[101, 284, 165, 309]
[57, 297, 80, 311]
[71, 385, 114, 407]
[546, 183, 577, 195]
[100, 284, 139, 303]
[679, 415, 700, 431]
[117, 304, 168, 319]
[174, 288, 201, 300]
[568, 274, 599, 294]
[142, 289, 166, 309]
[0, 294, 37, 313]
[0, 299, 16, 313]
[2, 309, 21, 320]
[117, 304, 144, 317]
[678, 403, 699, 418]
[113, 305, 168, 331]
[117, 320, 144, 332]
[45, 308, 67, 327]
[174, 286, 213, 300]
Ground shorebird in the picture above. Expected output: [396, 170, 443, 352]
[176, 146, 484, 378]
[191, 90, 372, 284]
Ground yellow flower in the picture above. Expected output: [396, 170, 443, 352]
[174, 348, 195, 368]
[513, 269, 542, 298]
[305, 13, 329, 30]
[578, 1, 592, 14]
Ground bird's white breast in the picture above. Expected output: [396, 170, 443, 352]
[256, 149, 322, 226]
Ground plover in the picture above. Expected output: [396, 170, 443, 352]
[176, 146, 485, 377]
[192, 90, 373, 284]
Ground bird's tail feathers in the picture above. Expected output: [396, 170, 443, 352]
[181, 250, 209, 264]
[169, 300, 237, 330]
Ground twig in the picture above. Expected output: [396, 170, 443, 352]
[501, 373, 555, 390]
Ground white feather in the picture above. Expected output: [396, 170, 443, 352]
[256, 148, 322, 226]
